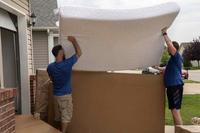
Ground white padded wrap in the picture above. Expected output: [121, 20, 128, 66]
[59, 2, 180, 71]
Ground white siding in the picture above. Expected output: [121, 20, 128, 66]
[33, 31, 48, 71]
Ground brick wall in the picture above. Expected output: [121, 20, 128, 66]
[35, 70, 53, 123]
[0, 88, 16, 133]
[30, 75, 36, 114]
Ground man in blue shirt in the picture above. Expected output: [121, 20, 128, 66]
[47, 36, 82, 133]
[161, 27, 184, 126]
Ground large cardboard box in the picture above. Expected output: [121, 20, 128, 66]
[35, 70, 165, 133]
[35, 69, 53, 124]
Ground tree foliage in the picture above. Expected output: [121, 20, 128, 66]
[182, 37, 200, 67]
[183, 59, 192, 68]
[160, 48, 170, 66]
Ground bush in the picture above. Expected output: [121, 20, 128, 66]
[160, 49, 170, 66]
[183, 59, 192, 68]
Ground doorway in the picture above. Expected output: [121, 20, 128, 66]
[0, 28, 21, 113]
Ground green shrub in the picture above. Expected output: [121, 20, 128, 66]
[160, 49, 170, 66]
[183, 59, 192, 68]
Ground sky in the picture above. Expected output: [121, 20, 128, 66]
[57, 0, 200, 43]
[168, 0, 200, 43]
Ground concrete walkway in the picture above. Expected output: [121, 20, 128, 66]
[165, 126, 174, 133]
[165, 125, 200, 133]
[189, 70, 200, 82]
[184, 83, 200, 94]
[16, 115, 61, 133]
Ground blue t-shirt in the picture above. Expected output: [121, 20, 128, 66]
[164, 52, 183, 87]
[47, 55, 78, 96]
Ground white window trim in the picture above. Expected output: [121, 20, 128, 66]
[0, 29, 4, 88]
[48, 31, 54, 63]
[48, 30, 59, 63]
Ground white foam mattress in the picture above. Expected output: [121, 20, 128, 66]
[59, 2, 180, 71]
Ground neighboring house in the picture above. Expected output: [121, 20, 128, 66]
[179, 42, 198, 67]
[179, 42, 190, 55]
[0, 0, 33, 114]
[31, 0, 58, 72]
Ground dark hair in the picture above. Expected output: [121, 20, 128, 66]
[172, 41, 179, 51]
[52, 45, 63, 57]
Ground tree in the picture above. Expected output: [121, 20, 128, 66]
[183, 59, 192, 68]
[182, 37, 200, 67]
[160, 48, 170, 66]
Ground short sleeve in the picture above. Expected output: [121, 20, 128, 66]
[172, 52, 183, 65]
[47, 65, 52, 77]
[68, 54, 78, 66]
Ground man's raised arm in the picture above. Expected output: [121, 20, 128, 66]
[161, 27, 177, 56]
[68, 36, 82, 58]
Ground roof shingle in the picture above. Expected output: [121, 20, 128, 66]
[31, 0, 58, 27]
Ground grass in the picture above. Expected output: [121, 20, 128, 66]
[184, 80, 200, 84]
[190, 67, 200, 70]
[165, 94, 200, 125]
[184, 66, 200, 70]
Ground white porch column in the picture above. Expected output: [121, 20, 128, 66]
[48, 30, 54, 63]
[18, 15, 30, 114]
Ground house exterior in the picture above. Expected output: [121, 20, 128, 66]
[0, 0, 33, 114]
[31, 0, 58, 72]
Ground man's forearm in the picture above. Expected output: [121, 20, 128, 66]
[162, 28, 176, 55]
[163, 34, 172, 46]
[71, 39, 82, 58]
[68, 36, 82, 58]
[155, 66, 165, 73]
[158, 66, 165, 71]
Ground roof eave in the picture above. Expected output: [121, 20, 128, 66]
[32, 26, 58, 31]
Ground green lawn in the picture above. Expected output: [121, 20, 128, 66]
[189, 67, 200, 70]
[165, 94, 200, 125]
[184, 80, 200, 84]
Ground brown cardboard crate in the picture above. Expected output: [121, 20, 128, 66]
[36, 70, 165, 133]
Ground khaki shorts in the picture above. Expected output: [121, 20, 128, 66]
[54, 94, 73, 123]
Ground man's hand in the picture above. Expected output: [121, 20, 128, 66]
[153, 66, 165, 74]
[182, 70, 189, 79]
[161, 27, 177, 56]
[161, 27, 168, 34]
[68, 36, 76, 43]
[67, 36, 82, 58]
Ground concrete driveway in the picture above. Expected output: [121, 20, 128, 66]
[188, 70, 200, 82]
[184, 83, 200, 94]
